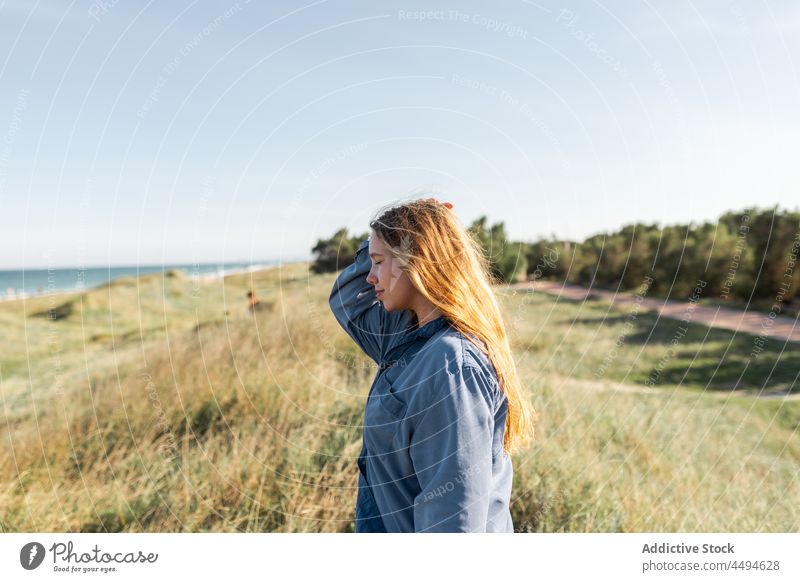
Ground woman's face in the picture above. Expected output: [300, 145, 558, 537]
[366, 233, 416, 312]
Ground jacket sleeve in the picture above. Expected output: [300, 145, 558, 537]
[409, 364, 497, 532]
[328, 237, 410, 364]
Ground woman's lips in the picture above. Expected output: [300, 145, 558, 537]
[376, 289, 384, 298]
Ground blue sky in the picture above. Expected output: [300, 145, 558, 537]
[1, 0, 798, 268]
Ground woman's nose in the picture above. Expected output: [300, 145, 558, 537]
[366, 270, 377, 285]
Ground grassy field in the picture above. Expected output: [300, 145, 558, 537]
[1, 264, 798, 532]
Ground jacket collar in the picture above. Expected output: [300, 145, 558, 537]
[381, 315, 452, 367]
[401, 314, 451, 341]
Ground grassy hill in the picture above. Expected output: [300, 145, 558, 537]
[1, 264, 797, 532]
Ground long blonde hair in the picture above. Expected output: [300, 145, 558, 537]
[369, 198, 535, 453]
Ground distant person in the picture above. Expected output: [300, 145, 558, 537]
[247, 289, 260, 313]
[246, 289, 272, 314]
[329, 198, 535, 532]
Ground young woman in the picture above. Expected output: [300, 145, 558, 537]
[328, 198, 535, 532]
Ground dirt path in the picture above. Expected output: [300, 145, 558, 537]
[556, 373, 800, 401]
[510, 280, 800, 344]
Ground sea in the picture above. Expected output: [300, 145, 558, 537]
[0, 262, 278, 300]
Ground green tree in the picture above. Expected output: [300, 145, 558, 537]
[468, 217, 527, 283]
[310, 228, 368, 274]
[749, 207, 800, 301]
[526, 239, 573, 281]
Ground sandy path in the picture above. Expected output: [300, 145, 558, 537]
[511, 280, 800, 344]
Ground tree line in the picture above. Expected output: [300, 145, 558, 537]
[312, 206, 800, 304]
[310, 217, 527, 283]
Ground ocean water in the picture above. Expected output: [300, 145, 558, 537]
[0, 262, 275, 300]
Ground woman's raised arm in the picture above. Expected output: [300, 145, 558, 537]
[328, 237, 411, 364]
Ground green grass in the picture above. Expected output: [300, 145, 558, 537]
[0, 267, 797, 532]
[507, 290, 800, 393]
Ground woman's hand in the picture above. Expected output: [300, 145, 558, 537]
[428, 198, 454, 210]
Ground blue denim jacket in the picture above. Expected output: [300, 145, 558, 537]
[329, 238, 514, 532]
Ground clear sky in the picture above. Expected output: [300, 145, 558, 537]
[1, 0, 798, 268]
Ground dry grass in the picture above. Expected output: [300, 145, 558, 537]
[1, 266, 797, 531]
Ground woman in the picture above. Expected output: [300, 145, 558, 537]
[328, 198, 534, 532]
